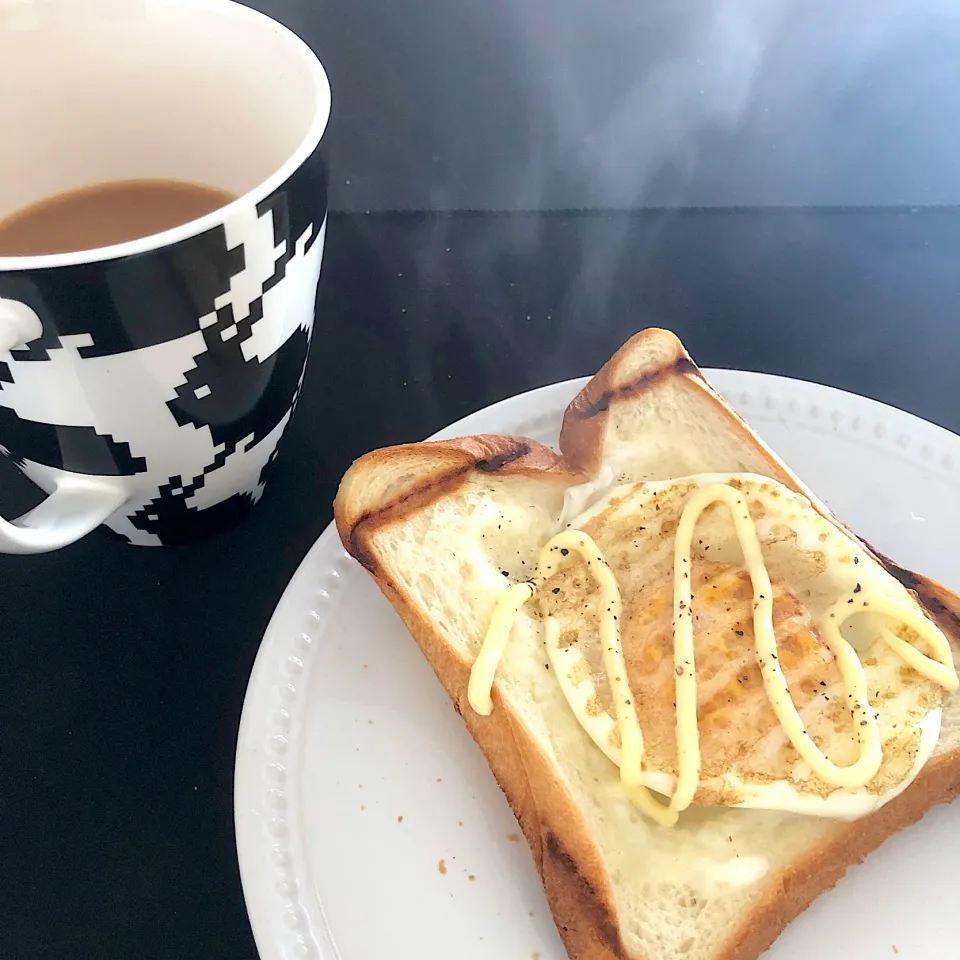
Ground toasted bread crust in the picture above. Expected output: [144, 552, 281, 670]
[334, 329, 960, 960]
[336, 435, 584, 573]
[560, 329, 799, 491]
[560, 329, 692, 479]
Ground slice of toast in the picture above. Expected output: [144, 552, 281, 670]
[334, 329, 960, 960]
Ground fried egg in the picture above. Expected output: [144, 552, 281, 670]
[538, 473, 948, 818]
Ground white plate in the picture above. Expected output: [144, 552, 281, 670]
[235, 370, 960, 960]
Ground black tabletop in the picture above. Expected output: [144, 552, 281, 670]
[3, 208, 960, 960]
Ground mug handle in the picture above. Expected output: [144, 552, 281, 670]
[0, 298, 129, 554]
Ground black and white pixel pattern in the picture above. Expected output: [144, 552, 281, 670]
[0, 144, 327, 545]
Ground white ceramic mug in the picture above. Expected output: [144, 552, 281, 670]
[0, 0, 331, 552]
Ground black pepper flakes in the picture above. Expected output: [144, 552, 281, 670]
[551, 587, 560, 595]
[853, 583, 862, 594]
[560, 548, 569, 557]
[735, 630, 744, 637]
[501, 570, 509, 578]
[854, 556, 859, 564]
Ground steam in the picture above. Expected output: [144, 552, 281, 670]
[298, 0, 960, 211]
[585, 6, 779, 205]
[505, 0, 788, 210]
[508, 0, 960, 209]
[325, 0, 960, 418]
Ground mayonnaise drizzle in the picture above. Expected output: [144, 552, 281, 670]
[468, 581, 536, 716]
[674, 486, 884, 791]
[543, 533, 679, 825]
[875, 598, 960, 692]
[467, 480, 959, 824]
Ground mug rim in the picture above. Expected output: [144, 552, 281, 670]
[0, 0, 331, 273]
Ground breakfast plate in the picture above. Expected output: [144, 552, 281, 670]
[235, 369, 960, 960]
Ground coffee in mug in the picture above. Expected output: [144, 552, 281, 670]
[0, 0, 330, 553]
[0, 179, 238, 257]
